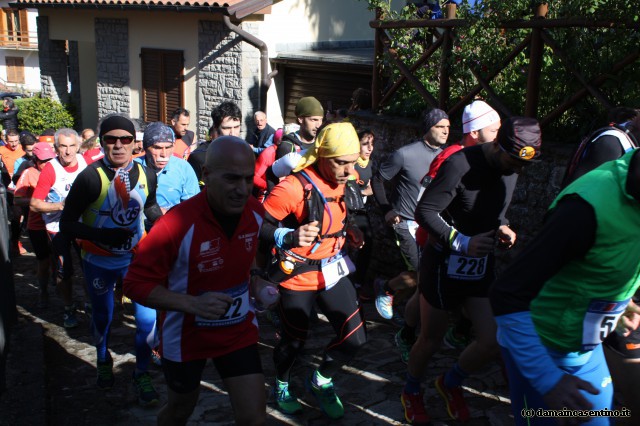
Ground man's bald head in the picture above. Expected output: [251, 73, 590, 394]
[202, 136, 255, 215]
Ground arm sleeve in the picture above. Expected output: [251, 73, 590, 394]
[59, 168, 104, 240]
[414, 156, 465, 241]
[371, 173, 393, 214]
[489, 196, 596, 316]
[143, 169, 162, 223]
[253, 152, 270, 191]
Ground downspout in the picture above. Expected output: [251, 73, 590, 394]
[223, 15, 278, 113]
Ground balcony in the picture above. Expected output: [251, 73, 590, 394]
[0, 30, 38, 50]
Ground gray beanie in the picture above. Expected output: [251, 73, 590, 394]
[423, 108, 449, 133]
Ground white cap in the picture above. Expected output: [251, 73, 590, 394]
[283, 123, 300, 135]
[462, 100, 500, 133]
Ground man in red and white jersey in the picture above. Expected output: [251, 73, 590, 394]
[124, 136, 267, 425]
[30, 128, 87, 328]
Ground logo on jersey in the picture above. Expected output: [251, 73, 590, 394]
[108, 175, 143, 226]
[519, 146, 536, 161]
[198, 257, 224, 272]
[200, 238, 221, 257]
[239, 232, 256, 252]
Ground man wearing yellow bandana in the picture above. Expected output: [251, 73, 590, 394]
[260, 122, 367, 419]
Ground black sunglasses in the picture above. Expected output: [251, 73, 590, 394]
[102, 135, 135, 145]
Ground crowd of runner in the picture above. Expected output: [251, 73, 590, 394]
[1, 92, 640, 425]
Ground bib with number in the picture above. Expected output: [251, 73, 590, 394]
[195, 281, 250, 327]
[321, 251, 355, 290]
[581, 299, 630, 351]
[447, 252, 488, 281]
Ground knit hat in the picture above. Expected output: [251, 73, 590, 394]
[32, 142, 56, 161]
[293, 122, 360, 172]
[462, 101, 501, 134]
[497, 116, 542, 162]
[98, 115, 136, 139]
[295, 96, 324, 117]
[423, 109, 449, 133]
[143, 122, 175, 149]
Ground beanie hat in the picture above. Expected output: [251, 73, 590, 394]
[423, 109, 449, 133]
[462, 100, 501, 133]
[295, 97, 324, 117]
[497, 116, 542, 162]
[143, 122, 175, 149]
[98, 115, 136, 139]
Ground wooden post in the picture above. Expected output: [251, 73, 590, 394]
[439, 28, 453, 110]
[371, 7, 383, 111]
[525, 27, 543, 118]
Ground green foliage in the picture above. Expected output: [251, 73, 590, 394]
[361, 0, 640, 140]
[15, 96, 75, 135]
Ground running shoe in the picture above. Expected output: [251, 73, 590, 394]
[275, 380, 303, 414]
[434, 374, 470, 422]
[401, 390, 431, 425]
[374, 278, 394, 320]
[442, 326, 470, 350]
[306, 376, 344, 419]
[395, 329, 415, 364]
[63, 306, 79, 329]
[132, 372, 160, 406]
[96, 354, 114, 390]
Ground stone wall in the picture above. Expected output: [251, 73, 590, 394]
[349, 111, 575, 281]
[197, 21, 242, 139]
[95, 18, 130, 117]
[36, 16, 69, 104]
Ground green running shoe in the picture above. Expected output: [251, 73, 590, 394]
[275, 380, 303, 414]
[306, 376, 344, 419]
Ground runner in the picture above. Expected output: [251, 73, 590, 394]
[491, 148, 640, 426]
[14, 142, 56, 308]
[59, 115, 162, 404]
[260, 122, 367, 419]
[371, 109, 449, 359]
[401, 117, 542, 425]
[30, 128, 87, 328]
[124, 135, 268, 425]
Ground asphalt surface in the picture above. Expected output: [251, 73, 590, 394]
[1, 236, 514, 425]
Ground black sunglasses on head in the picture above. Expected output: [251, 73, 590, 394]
[102, 135, 135, 145]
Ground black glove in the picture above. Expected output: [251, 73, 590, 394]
[97, 227, 134, 247]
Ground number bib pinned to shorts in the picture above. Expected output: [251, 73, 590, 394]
[195, 281, 250, 327]
[581, 299, 630, 351]
[321, 251, 355, 290]
[447, 252, 488, 281]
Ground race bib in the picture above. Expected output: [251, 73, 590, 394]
[321, 252, 355, 290]
[581, 299, 630, 351]
[447, 252, 488, 281]
[195, 281, 250, 327]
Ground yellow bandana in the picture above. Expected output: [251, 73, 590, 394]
[293, 123, 360, 173]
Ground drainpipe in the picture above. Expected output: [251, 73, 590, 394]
[223, 15, 278, 114]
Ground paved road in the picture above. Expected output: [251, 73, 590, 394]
[1, 240, 514, 425]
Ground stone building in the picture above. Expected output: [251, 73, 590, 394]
[12, 0, 378, 137]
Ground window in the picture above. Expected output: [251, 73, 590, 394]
[6, 56, 24, 83]
[140, 48, 184, 123]
[0, 9, 29, 47]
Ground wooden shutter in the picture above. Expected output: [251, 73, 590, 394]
[6, 56, 24, 83]
[141, 48, 183, 123]
[18, 9, 28, 46]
